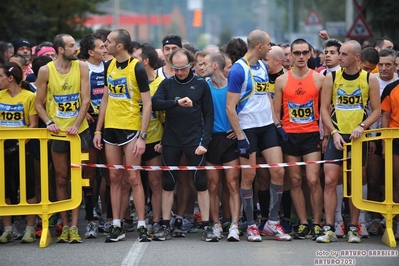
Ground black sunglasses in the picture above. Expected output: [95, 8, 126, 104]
[292, 50, 310, 56]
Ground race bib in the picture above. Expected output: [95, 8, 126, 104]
[336, 88, 363, 111]
[0, 103, 25, 127]
[54, 93, 80, 118]
[108, 77, 130, 99]
[288, 100, 315, 124]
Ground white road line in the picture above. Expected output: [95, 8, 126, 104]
[121, 241, 150, 266]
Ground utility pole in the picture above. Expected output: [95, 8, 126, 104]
[113, 0, 120, 29]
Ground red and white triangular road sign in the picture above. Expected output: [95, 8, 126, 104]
[305, 9, 323, 26]
[346, 14, 373, 39]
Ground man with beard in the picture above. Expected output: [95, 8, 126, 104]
[35, 34, 91, 243]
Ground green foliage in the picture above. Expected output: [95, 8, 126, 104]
[0, 0, 107, 45]
[219, 25, 233, 47]
[364, 0, 399, 42]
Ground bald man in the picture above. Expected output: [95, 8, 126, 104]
[318, 40, 380, 244]
[226, 29, 291, 242]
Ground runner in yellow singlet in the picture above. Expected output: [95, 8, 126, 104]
[35, 34, 90, 244]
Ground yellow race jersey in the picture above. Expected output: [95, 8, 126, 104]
[46, 60, 88, 133]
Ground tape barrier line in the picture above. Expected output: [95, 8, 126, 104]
[71, 158, 347, 171]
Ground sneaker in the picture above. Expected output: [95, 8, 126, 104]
[84, 222, 98, 238]
[334, 220, 346, 238]
[316, 225, 337, 243]
[93, 208, 101, 220]
[357, 222, 369, 238]
[238, 219, 248, 236]
[138, 226, 151, 242]
[172, 218, 186, 237]
[295, 224, 311, 239]
[49, 214, 58, 228]
[153, 225, 171, 241]
[194, 212, 202, 228]
[123, 219, 136, 233]
[99, 217, 106, 226]
[69, 227, 82, 243]
[0, 229, 13, 244]
[222, 221, 232, 234]
[311, 224, 322, 241]
[368, 220, 383, 236]
[12, 223, 22, 240]
[213, 223, 223, 240]
[227, 224, 240, 242]
[263, 221, 292, 241]
[151, 222, 161, 236]
[258, 220, 267, 236]
[56, 227, 70, 243]
[34, 222, 42, 238]
[347, 225, 361, 243]
[55, 223, 63, 237]
[281, 218, 293, 234]
[21, 228, 36, 243]
[246, 224, 262, 242]
[201, 226, 218, 242]
[106, 225, 125, 242]
[99, 221, 112, 235]
[182, 217, 198, 233]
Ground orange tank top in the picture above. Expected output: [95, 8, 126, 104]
[282, 70, 319, 133]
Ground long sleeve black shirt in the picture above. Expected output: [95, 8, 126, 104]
[152, 71, 214, 149]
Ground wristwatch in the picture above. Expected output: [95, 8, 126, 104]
[140, 132, 147, 140]
[174, 97, 181, 106]
[359, 122, 365, 128]
[46, 120, 54, 126]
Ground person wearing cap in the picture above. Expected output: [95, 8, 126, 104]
[156, 34, 183, 79]
[13, 37, 33, 77]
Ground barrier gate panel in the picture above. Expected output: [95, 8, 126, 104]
[344, 128, 399, 248]
[0, 128, 89, 247]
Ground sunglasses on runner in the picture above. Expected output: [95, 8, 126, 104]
[171, 63, 191, 70]
[292, 50, 310, 56]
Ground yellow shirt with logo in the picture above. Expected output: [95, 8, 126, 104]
[46, 60, 88, 133]
[331, 69, 369, 134]
[0, 89, 36, 128]
[105, 58, 142, 130]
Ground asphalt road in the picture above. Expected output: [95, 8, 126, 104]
[1, 212, 398, 266]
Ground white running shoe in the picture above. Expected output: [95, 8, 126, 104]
[334, 220, 346, 238]
[246, 224, 262, 242]
[227, 224, 240, 242]
[347, 226, 361, 243]
[84, 222, 98, 238]
[263, 220, 292, 241]
[213, 223, 223, 240]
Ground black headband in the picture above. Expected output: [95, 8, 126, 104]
[162, 37, 182, 48]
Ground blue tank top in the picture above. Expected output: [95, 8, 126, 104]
[207, 80, 232, 133]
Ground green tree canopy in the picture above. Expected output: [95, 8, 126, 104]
[0, 0, 106, 45]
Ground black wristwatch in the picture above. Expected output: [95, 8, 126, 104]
[140, 133, 147, 140]
[174, 97, 181, 106]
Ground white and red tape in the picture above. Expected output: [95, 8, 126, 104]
[71, 158, 347, 171]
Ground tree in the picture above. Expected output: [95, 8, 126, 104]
[364, 0, 399, 43]
[219, 25, 233, 47]
[0, 0, 107, 45]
